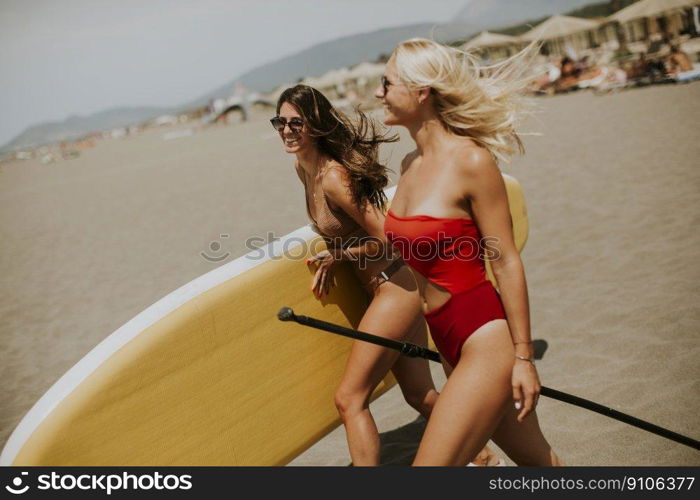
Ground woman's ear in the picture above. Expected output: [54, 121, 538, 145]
[417, 86, 431, 105]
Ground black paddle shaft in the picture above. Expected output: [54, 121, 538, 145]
[539, 387, 700, 451]
[279, 307, 440, 363]
[277, 307, 700, 451]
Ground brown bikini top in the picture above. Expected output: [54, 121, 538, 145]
[298, 166, 368, 248]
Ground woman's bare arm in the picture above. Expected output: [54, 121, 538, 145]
[454, 146, 539, 421]
[322, 165, 389, 261]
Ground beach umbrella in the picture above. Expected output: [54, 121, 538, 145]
[463, 31, 520, 49]
[609, 0, 698, 24]
[520, 14, 601, 41]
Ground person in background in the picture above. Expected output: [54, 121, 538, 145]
[667, 45, 693, 75]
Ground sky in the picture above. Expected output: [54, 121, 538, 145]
[0, 0, 469, 147]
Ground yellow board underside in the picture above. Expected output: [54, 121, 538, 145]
[13, 241, 387, 466]
[11, 174, 528, 466]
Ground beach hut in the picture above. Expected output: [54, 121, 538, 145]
[520, 14, 602, 57]
[247, 92, 274, 110]
[462, 31, 522, 62]
[347, 62, 384, 80]
[346, 62, 384, 94]
[313, 67, 351, 90]
[608, 0, 699, 44]
[301, 67, 352, 99]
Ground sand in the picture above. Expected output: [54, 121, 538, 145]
[1, 83, 699, 466]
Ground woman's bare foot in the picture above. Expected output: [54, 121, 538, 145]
[468, 445, 505, 466]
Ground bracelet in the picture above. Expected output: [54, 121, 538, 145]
[515, 355, 535, 364]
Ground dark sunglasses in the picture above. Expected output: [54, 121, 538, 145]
[380, 75, 393, 95]
[270, 116, 304, 132]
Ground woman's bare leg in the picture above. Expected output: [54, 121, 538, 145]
[335, 275, 431, 465]
[391, 316, 504, 466]
[413, 320, 514, 465]
[438, 348, 502, 466]
[413, 319, 559, 466]
[390, 318, 439, 418]
[491, 405, 562, 466]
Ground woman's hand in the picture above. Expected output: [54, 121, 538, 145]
[307, 250, 339, 298]
[511, 357, 541, 422]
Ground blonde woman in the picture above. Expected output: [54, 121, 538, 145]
[376, 39, 562, 466]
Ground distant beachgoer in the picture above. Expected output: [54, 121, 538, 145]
[630, 53, 651, 79]
[376, 38, 562, 466]
[575, 55, 590, 75]
[647, 33, 673, 57]
[630, 52, 666, 80]
[272, 85, 502, 466]
[557, 56, 580, 92]
[530, 60, 560, 94]
[667, 45, 693, 75]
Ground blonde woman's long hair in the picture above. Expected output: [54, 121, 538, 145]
[391, 38, 537, 163]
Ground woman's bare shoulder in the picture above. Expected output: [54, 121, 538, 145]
[448, 141, 499, 180]
[442, 141, 503, 200]
[322, 160, 348, 183]
[321, 162, 351, 200]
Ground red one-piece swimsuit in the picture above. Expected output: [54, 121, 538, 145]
[384, 209, 506, 367]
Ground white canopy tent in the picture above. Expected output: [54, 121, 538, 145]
[609, 0, 699, 44]
[463, 31, 522, 61]
[520, 14, 601, 41]
[464, 31, 520, 49]
[520, 14, 602, 56]
[610, 0, 698, 23]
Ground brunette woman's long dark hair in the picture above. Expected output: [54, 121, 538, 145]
[276, 85, 397, 211]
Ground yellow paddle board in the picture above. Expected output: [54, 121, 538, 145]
[1, 177, 527, 466]
[486, 173, 529, 282]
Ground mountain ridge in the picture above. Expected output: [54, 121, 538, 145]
[3, 0, 620, 153]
